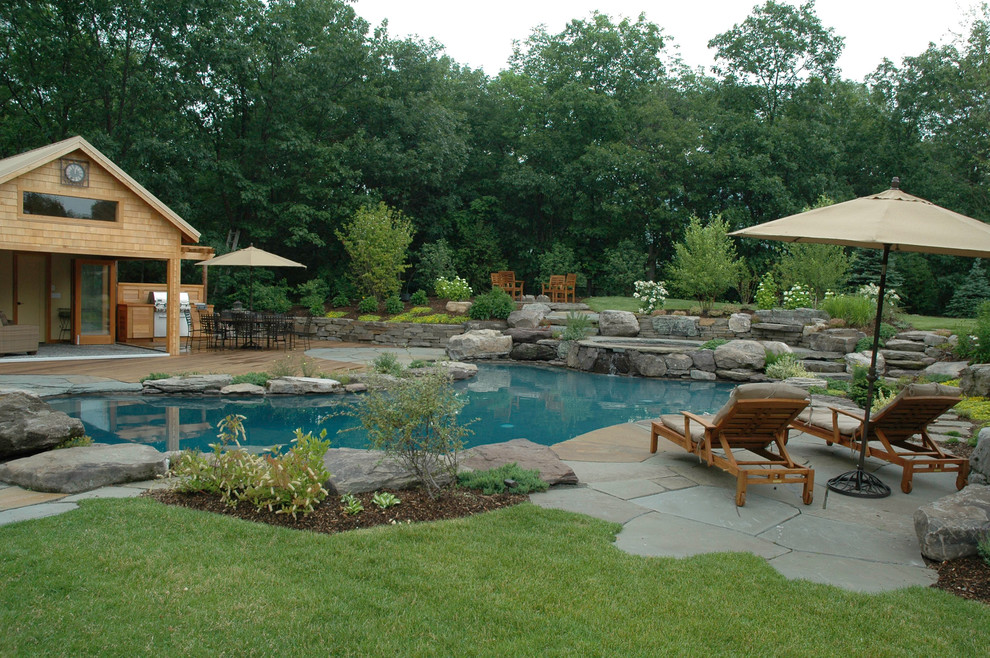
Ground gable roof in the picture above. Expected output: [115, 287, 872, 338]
[0, 136, 200, 243]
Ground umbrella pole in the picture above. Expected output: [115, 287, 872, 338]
[827, 245, 892, 498]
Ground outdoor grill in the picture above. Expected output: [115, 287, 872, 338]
[149, 291, 190, 338]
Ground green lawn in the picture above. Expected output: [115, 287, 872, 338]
[2, 499, 987, 655]
[903, 314, 976, 335]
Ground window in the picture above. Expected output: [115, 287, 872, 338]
[22, 191, 117, 221]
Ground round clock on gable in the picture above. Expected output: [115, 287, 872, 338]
[61, 159, 88, 186]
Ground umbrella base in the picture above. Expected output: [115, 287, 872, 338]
[826, 469, 891, 498]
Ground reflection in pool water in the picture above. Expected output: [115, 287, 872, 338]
[48, 364, 734, 453]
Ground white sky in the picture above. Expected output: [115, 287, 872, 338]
[351, 0, 983, 81]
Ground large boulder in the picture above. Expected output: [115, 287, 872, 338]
[728, 313, 751, 333]
[323, 448, 452, 494]
[0, 444, 167, 493]
[628, 351, 667, 377]
[142, 374, 232, 394]
[460, 439, 578, 486]
[598, 310, 640, 337]
[507, 307, 546, 329]
[445, 301, 472, 315]
[960, 364, 990, 397]
[845, 350, 886, 374]
[761, 341, 792, 357]
[266, 377, 342, 395]
[510, 343, 557, 361]
[922, 361, 970, 380]
[446, 330, 513, 361]
[504, 327, 554, 344]
[970, 429, 990, 486]
[914, 485, 990, 561]
[808, 328, 866, 354]
[0, 392, 85, 459]
[713, 340, 766, 370]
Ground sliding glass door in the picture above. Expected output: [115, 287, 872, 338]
[73, 260, 116, 345]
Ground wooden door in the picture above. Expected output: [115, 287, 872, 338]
[14, 253, 48, 339]
[73, 259, 117, 345]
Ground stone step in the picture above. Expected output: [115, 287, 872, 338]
[884, 339, 926, 352]
[802, 360, 845, 373]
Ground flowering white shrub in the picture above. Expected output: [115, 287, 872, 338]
[434, 276, 472, 301]
[632, 280, 668, 314]
[781, 283, 813, 309]
[754, 272, 778, 310]
[857, 283, 900, 307]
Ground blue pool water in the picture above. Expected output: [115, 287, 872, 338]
[48, 364, 733, 453]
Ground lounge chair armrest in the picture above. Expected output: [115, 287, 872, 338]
[830, 407, 865, 422]
[682, 411, 715, 428]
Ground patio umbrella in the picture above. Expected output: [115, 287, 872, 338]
[730, 178, 990, 498]
[196, 245, 306, 311]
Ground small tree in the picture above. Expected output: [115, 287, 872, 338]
[357, 370, 471, 497]
[946, 260, 990, 317]
[667, 215, 743, 312]
[414, 239, 457, 291]
[336, 202, 414, 302]
[778, 243, 849, 305]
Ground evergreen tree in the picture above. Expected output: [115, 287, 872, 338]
[945, 260, 990, 318]
[846, 249, 904, 292]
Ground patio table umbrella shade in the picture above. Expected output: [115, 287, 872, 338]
[730, 178, 990, 498]
[196, 245, 306, 311]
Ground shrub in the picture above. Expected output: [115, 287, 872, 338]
[754, 272, 778, 310]
[414, 239, 458, 291]
[781, 283, 813, 309]
[979, 533, 990, 568]
[966, 300, 990, 364]
[358, 296, 378, 313]
[384, 296, 404, 315]
[457, 463, 549, 495]
[371, 352, 404, 376]
[55, 435, 93, 449]
[410, 289, 429, 305]
[357, 314, 381, 322]
[764, 353, 809, 379]
[561, 311, 593, 341]
[849, 366, 895, 409]
[667, 215, 743, 313]
[777, 236, 849, 305]
[632, 280, 667, 314]
[857, 283, 900, 321]
[822, 293, 875, 327]
[700, 338, 728, 350]
[599, 239, 646, 295]
[251, 282, 292, 313]
[331, 292, 351, 308]
[296, 278, 330, 316]
[537, 242, 579, 284]
[336, 202, 414, 302]
[468, 287, 515, 320]
[340, 493, 364, 515]
[435, 275, 473, 301]
[170, 415, 331, 518]
[356, 370, 471, 497]
[231, 372, 269, 387]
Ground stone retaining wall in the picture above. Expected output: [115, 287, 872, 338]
[310, 317, 464, 347]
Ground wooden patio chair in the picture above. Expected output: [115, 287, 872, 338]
[562, 273, 577, 303]
[789, 382, 969, 493]
[492, 270, 524, 300]
[651, 382, 814, 506]
[541, 275, 565, 302]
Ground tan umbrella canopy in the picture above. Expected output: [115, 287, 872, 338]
[197, 245, 306, 311]
[730, 178, 990, 498]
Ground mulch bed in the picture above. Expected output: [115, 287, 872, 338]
[931, 556, 990, 604]
[148, 487, 526, 534]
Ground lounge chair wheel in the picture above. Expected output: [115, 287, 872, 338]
[900, 480, 912, 494]
[825, 440, 833, 446]
[803, 490, 813, 505]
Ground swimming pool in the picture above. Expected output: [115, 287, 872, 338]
[47, 364, 734, 453]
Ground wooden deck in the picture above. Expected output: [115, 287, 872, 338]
[0, 340, 367, 383]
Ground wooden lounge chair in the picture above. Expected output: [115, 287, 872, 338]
[789, 382, 969, 494]
[541, 275, 565, 302]
[651, 382, 814, 506]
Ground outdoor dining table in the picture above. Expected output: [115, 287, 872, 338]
[213, 312, 292, 350]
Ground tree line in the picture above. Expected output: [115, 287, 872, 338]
[2, 0, 987, 314]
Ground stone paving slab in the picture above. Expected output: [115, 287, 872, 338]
[563, 458, 678, 484]
[650, 475, 696, 491]
[758, 514, 925, 566]
[528, 487, 648, 525]
[551, 422, 656, 463]
[616, 511, 790, 560]
[633, 486, 800, 535]
[767, 551, 936, 593]
[0, 502, 78, 526]
[62, 486, 146, 502]
[589, 478, 666, 500]
[0, 486, 67, 511]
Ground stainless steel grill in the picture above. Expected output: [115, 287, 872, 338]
[149, 292, 190, 338]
